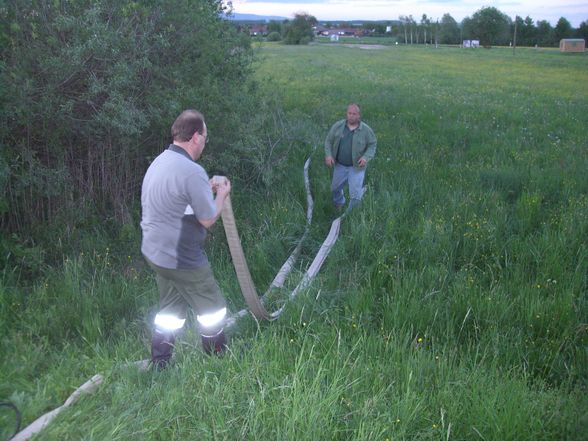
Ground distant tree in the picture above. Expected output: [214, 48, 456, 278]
[536, 20, 555, 46]
[461, 16, 474, 40]
[399, 15, 409, 43]
[554, 17, 573, 42]
[577, 20, 588, 40]
[519, 16, 537, 46]
[267, 31, 281, 42]
[267, 20, 282, 35]
[407, 15, 416, 44]
[468, 7, 511, 47]
[283, 13, 317, 45]
[421, 14, 431, 44]
[389, 21, 402, 41]
[369, 23, 387, 36]
[439, 13, 460, 44]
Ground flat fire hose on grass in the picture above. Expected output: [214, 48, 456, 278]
[221, 157, 342, 326]
[219, 193, 272, 321]
[11, 157, 344, 440]
[10, 375, 104, 441]
[222, 196, 342, 325]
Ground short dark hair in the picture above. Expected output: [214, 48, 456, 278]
[171, 110, 205, 142]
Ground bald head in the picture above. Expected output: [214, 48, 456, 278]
[346, 103, 361, 127]
[347, 103, 361, 113]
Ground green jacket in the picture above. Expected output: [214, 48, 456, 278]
[324, 119, 377, 169]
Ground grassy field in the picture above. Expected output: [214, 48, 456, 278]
[1, 44, 587, 440]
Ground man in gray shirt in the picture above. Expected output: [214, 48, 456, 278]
[141, 109, 231, 368]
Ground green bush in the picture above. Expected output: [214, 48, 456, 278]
[283, 13, 316, 45]
[0, 0, 259, 248]
[267, 31, 281, 42]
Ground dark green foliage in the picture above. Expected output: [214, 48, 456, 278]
[554, 17, 574, 41]
[577, 20, 588, 40]
[0, 0, 256, 244]
[439, 13, 460, 45]
[266, 20, 282, 35]
[512, 16, 539, 47]
[536, 20, 555, 46]
[369, 23, 387, 36]
[282, 13, 317, 45]
[266, 31, 281, 42]
[463, 6, 512, 47]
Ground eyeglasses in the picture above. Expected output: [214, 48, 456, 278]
[198, 131, 209, 143]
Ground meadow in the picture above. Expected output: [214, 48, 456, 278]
[1, 43, 587, 440]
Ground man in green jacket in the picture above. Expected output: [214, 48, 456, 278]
[324, 103, 377, 211]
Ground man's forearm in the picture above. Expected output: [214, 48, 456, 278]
[200, 193, 228, 229]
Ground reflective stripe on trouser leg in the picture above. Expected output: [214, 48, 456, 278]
[154, 313, 186, 331]
[151, 313, 186, 368]
[197, 307, 227, 337]
[197, 307, 227, 355]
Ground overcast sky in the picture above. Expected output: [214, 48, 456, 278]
[230, 0, 587, 27]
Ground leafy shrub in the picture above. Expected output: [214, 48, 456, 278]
[267, 31, 281, 42]
[283, 13, 317, 45]
[0, 0, 305, 272]
[0, 0, 258, 243]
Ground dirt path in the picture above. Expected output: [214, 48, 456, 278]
[342, 44, 388, 50]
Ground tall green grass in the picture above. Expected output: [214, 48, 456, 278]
[1, 45, 587, 440]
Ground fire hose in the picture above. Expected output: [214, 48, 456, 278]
[220, 157, 342, 327]
[1, 401, 21, 440]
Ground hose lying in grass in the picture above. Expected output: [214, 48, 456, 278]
[0, 401, 21, 440]
[223, 157, 342, 326]
[10, 375, 103, 441]
[12, 156, 344, 440]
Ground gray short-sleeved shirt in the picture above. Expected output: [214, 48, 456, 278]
[141, 144, 216, 269]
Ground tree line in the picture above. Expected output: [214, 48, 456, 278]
[256, 7, 587, 47]
[410, 8, 587, 47]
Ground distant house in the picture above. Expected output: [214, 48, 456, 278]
[249, 25, 268, 36]
[336, 28, 367, 37]
[559, 39, 585, 52]
[313, 25, 330, 36]
[462, 40, 480, 48]
[313, 26, 368, 37]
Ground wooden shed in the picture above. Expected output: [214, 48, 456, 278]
[559, 39, 585, 52]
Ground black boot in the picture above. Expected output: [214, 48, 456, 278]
[201, 330, 227, 356]
[151, 329, 175, 370]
